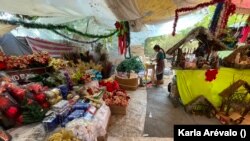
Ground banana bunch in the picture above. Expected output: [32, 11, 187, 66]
[49, 58, 69, 70]
[47, 129, 79, 141]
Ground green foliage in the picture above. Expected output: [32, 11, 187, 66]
[116, 56, 144, 73]
[0, 19, 117, 39]
[195, 6, 216, 28]
[145, 5, 248, 57]
[21, 99, 46, 124]
[145, 28, 197, 57]
[195, 5, 248, 28]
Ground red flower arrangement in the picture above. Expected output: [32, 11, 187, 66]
[0, 52, 6, 70]
[172, 0, 224, 36]
[205, 69, 218, 82]
[26, 83, 50, 109]
[1, 82, 47, 125]
[0, 51, 50, 70]
[8, 84, 26, 101]
[0, 95, 21, 124]
[103, 89, 130, 106]
[99, 80, 120, 92]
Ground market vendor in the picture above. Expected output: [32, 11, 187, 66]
[151, 45, 165, 86]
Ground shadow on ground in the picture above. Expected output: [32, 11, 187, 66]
[143, 86, 220, 137]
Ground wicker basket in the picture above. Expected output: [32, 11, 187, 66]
[115, 74, 138, 91]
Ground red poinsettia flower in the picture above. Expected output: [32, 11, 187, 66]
[41, 102, 50, 109]
[0, 62, 6, 70]
[113, 80, 120, 90]
[0, 97, 11, 110]
[5, 106, 19, 119]
[34, 93, 46, 103]
[16, 115, 23, 125]
[205, 69, 218, 82]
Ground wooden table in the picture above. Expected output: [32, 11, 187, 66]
[145, 62, 156, 84]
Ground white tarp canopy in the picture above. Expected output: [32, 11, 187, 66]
[0, 0, 249, 45]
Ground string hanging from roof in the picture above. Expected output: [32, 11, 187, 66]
[0, 19, 118, 39]
[172, 0, 224, 36]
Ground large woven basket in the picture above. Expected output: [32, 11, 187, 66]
[115, 74, 139, 91]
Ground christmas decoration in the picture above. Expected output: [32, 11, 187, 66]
[0, 51, 49, 70]
[103, 89, 130, 107]
[219, 0, 236, 31]
[0, 19, 117, 39]
[209, 2, 224, 34]
[205, 69, 218, 82]
[5, 106, 19, 119]
[115, 21, 130, 55]
[172, 0, 223, 36]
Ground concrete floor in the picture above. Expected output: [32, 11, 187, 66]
[143, 86, 220, 137]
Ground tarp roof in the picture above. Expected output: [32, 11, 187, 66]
[0, 0, 249, 45]
[0, 0, 249, 25]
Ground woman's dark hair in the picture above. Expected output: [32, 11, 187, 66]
[153, 45, 160, 50]
[154, 45, 166, 59]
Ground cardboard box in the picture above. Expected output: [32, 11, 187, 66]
[109, 105, 127, 115]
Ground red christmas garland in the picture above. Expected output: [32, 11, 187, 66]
[172, 0, 224, 36]
[115, 21, 127, 55]
[219, 0, 236, 31]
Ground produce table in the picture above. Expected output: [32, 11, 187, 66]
[175, 67, 250, 108]
[7, 104, 111, 141]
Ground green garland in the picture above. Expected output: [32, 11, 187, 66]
[52, 29, 101, 44]
[0, 19, 118, 39]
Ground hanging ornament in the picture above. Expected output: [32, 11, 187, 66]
[5, 106, 19, 119]
[0, 97, 11, 110]
[34, 93, 46, 103]
[115, 21, 130, 55]
[16, 115, 23, 125]
[41, 102, 50, 109]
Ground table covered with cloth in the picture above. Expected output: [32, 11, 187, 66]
[175, 67, 250, 108]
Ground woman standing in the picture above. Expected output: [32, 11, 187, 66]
[152, 45, 165, 86]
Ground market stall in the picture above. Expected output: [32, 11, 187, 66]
[0, 39, 131, 141]
[166, 0, 250, 125]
